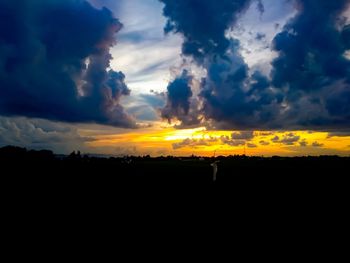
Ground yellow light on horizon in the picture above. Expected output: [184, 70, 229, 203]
[164, 127, 207, 141]
[81, 123, 350, 156]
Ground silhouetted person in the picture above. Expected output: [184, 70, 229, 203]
[211, 161, 219, 182]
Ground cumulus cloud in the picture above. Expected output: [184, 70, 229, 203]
[162, 70, 193, 119]
[219, 131, 256, 146]
[280, 133, 301, 145]
[221, 136, 246, 147]
[221, 133, 252, 146]
[271, 133, 300, 145]
[0, 0, 135, 127]
[160, 0, 260, 128]
[161, 70, 202, 127]
[161, 0, 252, 62]
[172, 134, 220, 149]
[160, 0, 350, 131]
[172, 138, 209, 150]
[231, 131, 255, 140]
[172, 132, 257, 149]
[159, 0, 284, 129]
[270, 0, 350, 129]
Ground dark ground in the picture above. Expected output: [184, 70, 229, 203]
[1, 145, 347, 262]
[1, 145, 348, 244]
[1, 145, 348, 194]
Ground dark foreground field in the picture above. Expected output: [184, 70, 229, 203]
[1, 145, 349, 193]
[2, 146, 348, 259]
[1, 145, 348, 233]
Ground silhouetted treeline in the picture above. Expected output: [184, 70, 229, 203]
[1, 145, 349, 182]
[0, 145, 55, 161]
[1, 145, 349, 216]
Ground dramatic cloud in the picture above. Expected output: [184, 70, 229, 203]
[0, 0, 135, 127]
[159, 0, 283, 129]
[161, 0, 252, 62]
[271, 0, 350, 129]
[160, 0, 350, 131]
[0, 117, 92, 153]
[162, 70, 192, 118]
[161, 70, 202, 127]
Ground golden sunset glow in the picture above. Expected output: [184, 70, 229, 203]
[81, 123, 350, 157]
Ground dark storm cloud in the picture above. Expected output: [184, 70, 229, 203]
[0, 0, 135, 127]
[271, 0, 350, 128]
[160, 0, 350, 130]
[201, 65, 283, 129]
[160, 0, 283, 129]
[272, 0, 350, 91]
[160, 0, 273, 129]
[161, 70, 202, 127]
[160, 0, 252, 62]
[161, 70, 192, 121]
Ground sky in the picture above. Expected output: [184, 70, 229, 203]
[1, 0, 350, 156]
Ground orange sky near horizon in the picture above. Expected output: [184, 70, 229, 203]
[79, 124, 350, 157]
